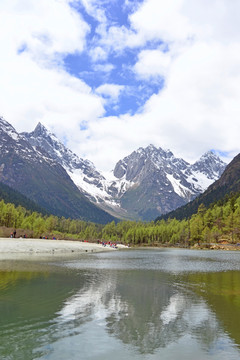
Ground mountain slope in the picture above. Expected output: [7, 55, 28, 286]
[21, 123, 118, 204]
[0, 181, 49, 214]
[156, 153, 240, 221]
[0, 117, 115, 224]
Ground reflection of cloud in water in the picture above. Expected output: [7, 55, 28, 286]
[160, 293, 187, 325]
[58, 283, 111, 322]
[57, 272, 128, 327]
[160, 293, 210, 327]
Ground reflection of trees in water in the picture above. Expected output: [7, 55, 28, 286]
[184, 271, 240, 350]
[58, 270, 222, 354]
[0, 269, 48, 290]
[0, 268, 82, 359]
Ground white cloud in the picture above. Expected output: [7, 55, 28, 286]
[137, 39, 240, 162]
[130, 0, 192, 43]
[72, 0, 240, 169]
[0, 0, 104, 137]
[0, 0, 240, 172]
[95, 84, 124, 101]
[0, 0, 89, 63]
[89, 46, 108, 62]
[93, 63, 115, 73]
[96, 0, 192, 52]
[134, 48, 172, 79]
[79, 0, 107, 24]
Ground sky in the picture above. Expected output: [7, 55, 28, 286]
[0, 0, 240, 172]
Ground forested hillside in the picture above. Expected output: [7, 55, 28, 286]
[1, 192, 240, 245]
[0, 182, 48, 214]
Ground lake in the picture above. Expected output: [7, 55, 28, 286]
[0, 248, 240, 359]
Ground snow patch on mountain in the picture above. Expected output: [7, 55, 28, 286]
[187, 171, 215, 192]
[0, 116, 23, 143]
[166, 174, 193, 198]
[67, 168, 117, 206]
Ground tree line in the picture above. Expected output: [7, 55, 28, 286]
[0, 192, 240, 245]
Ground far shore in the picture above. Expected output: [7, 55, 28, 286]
[0, 238, 128, 260]
[133, 242, 240, 251]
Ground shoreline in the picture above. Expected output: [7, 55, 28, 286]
[0, 238, 127, 260]
[1, 238, 239, 262]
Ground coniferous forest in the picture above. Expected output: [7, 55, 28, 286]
[1, 192, 240, 246]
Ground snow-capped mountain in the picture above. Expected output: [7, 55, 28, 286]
[0, 117, 58, 185]
[0, 117, 115, 223]
[21, 123, 133, 211]
[112, 145, 226, 220]
[21, 123, 227, 221]
[157, 152, 240, 221]
[22, 122, 97, 174]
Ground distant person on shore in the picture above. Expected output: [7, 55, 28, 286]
[13, 230, 16, 238]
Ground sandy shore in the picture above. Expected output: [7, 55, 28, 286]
[0, 238, 125, 260]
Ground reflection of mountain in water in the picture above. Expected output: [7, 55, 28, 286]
[58, 270, 225, 354]
[2, 259, 240, 359]
[104, 271, 220, 354]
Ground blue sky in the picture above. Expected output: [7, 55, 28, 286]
[0, 0, 240, 171]
[64, 0, 164, 116]
[64, 48, 163, 116]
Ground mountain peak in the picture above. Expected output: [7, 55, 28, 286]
[135, 145, 174, 160]
[146, 144, 157, 151]
[196, 150, 225, 165]
[35, 121, 46, 130]
[200, 150, 220, 161]
[191, 150, 226, 181]
[32, 122, 51, 137]
[21, 123, 105, 199]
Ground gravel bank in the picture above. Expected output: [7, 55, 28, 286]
[0, 238, 120, 260]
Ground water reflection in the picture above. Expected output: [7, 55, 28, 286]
[53, 269, 239, 357]
[0, 266, 83, 359]
[0, 251, 240, 359]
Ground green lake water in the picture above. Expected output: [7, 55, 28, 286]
[0, 249, 240, 359]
